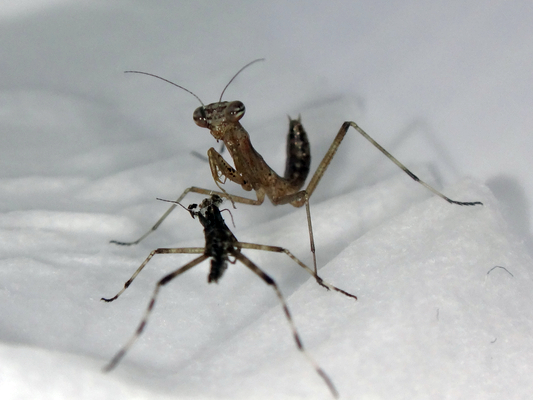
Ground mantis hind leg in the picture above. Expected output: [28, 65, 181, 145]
[304, 121, 484, 206]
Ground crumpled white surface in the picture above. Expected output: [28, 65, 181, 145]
[2, 176, 531, 400]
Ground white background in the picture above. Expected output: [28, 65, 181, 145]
[0, 1, 532, 399]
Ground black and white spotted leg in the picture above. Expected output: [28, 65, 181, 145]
[101, 247, 205, 302]
[103, 254, 209, 372]
[237, 242, 357, 301]
[234, 251, 340, 399]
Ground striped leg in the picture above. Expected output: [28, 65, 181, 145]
[101, 247, 204, 302]
[234, 252, 339, 399]
[103, 254, 208, 372]
[237, 242, 357, 301]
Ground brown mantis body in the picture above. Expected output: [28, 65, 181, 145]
[112, 60, 483, 275]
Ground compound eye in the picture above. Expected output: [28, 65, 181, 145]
[193, 107, 209, 128]
[226, 101, 245, 122]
